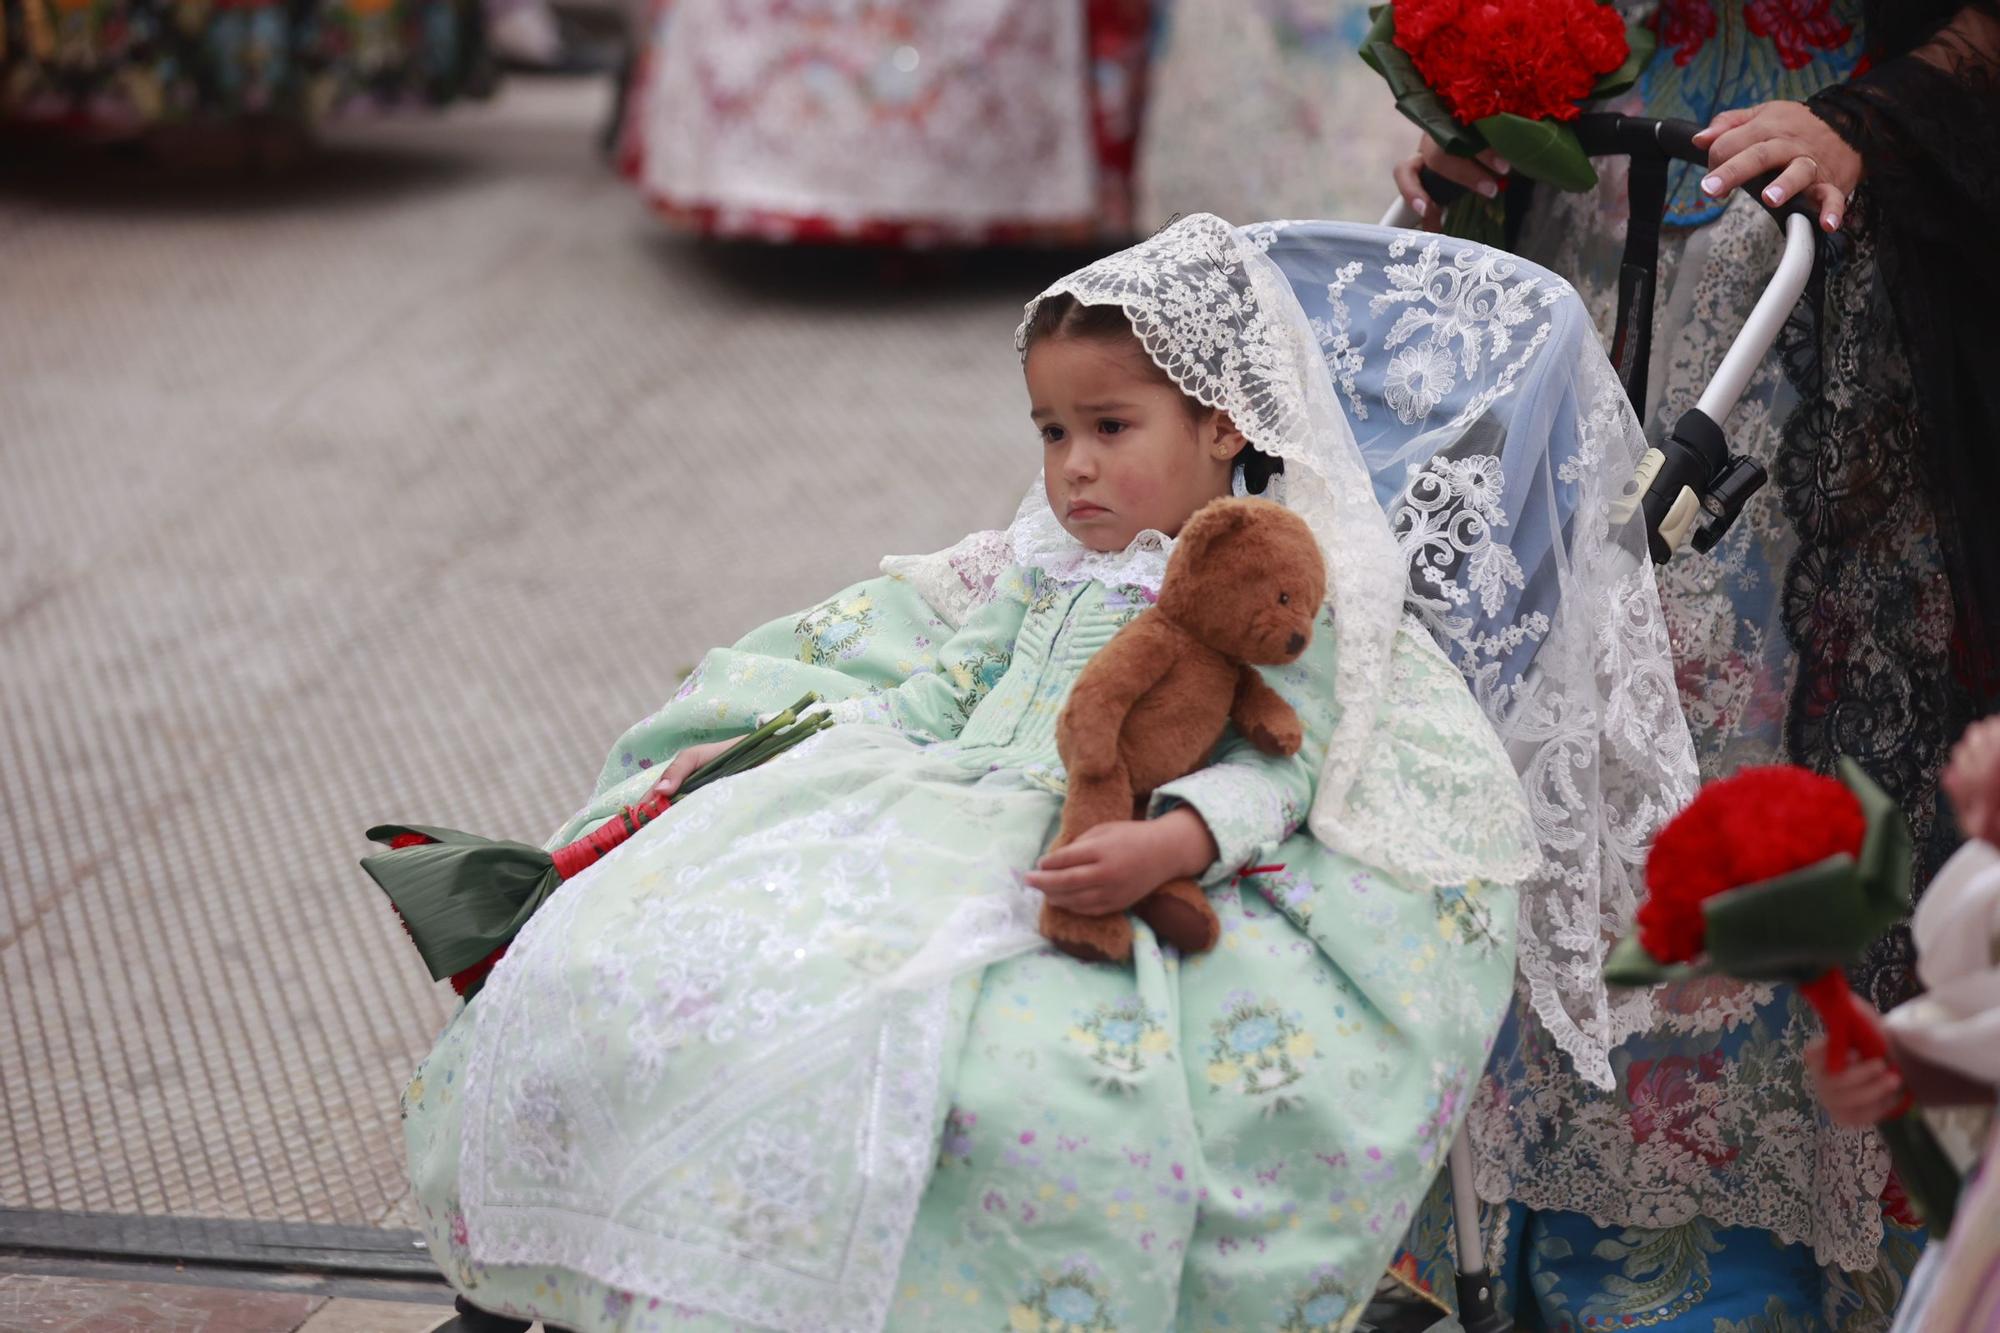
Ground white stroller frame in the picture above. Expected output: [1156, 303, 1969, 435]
[1372, 113, 1826, 1331]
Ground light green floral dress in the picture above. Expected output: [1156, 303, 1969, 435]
[402, 563, 1519, 1333]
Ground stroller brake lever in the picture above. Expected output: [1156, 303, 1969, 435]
[1620, 408, 1767, 563]
[1691, 455, 1769, 554]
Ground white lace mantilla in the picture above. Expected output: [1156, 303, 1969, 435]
[897, 213, 1534, 896]
[1299, 225, 1696, 1090]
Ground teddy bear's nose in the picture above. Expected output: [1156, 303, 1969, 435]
[1286, 632, 1306, 655]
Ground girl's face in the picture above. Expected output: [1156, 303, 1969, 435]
[1025, 335, 1245, 553]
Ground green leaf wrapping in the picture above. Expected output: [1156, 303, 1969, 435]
[360, 835, 562, 980]
[1359, 5, 1485, 158]
[1602, 933, 1701, 987]
[1474, 113, 1598, 192]
[1698, 855, 1875, 982]
[1592, 21, 1657, 100]
[1846, 755, 1915, 930]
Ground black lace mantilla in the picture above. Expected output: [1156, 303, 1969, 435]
[1776, 212, 1966, 1010]
[1779, 1, 2000, 1009]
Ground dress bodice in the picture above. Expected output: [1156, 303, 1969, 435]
[951, 573, 1154, 791]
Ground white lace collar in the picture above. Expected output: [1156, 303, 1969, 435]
[1006, 509, 1174, 595]
[1003, 463, 1256, 595]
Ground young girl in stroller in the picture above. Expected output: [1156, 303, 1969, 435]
[399, 214, 1544, 1332]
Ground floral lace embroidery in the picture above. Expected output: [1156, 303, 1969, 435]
[1372, 236, 1568, 429]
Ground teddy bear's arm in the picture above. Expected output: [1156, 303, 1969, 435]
[1058, 615, 1182, 781]
[1230, 665, 1304, 757]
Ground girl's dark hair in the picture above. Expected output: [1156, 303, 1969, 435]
[1023, 292, 1284, 495]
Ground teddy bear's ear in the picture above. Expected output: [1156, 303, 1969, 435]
[1178, 497, 1255, 561]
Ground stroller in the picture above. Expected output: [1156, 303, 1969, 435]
[1270, 113, 1827, 1331]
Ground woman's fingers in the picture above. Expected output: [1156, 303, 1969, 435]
[1759, 154, 1821, 207]
[1391, 133, 1506, 230]
[1804, 181, 1847, 231]
[1704, 112, 1781, 170]
[1391, 156, 1435, 227]
[1702, 138, 1798, 198]
[1426, 150, 1506, 199]
[1817, 1059, 1905, 1125]
[1824, 1058, 1892, 1088]
[1692, 104, 1757, 148]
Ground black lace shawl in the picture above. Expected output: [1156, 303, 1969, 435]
[1783, 2, 2000, 1006]
[1810, 4, 2000, 696]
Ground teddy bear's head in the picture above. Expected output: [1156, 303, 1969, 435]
[1158, 497, 1326, 665]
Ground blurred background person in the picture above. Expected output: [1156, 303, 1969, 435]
[0, 0, 496, 161]
[612, 0, 1149, 247]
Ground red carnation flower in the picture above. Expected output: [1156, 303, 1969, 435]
[1394, 0, 1464, 48]
[1636, 765, 1866, 964]
[1392, 0, 1631, 126]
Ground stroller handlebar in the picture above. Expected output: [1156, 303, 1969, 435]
[1384, 113, 1819, 232]
[1572, 113, 1706, 165]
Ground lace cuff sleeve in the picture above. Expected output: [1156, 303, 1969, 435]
[1143, 632, 1334, 887]
[1148, 759, 1309, 887]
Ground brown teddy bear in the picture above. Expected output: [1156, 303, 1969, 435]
[1042, 496, 1328, 963]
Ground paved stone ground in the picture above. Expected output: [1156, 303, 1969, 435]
[0, 76, 1079, 1236]
[0, 1272, 450, 1332]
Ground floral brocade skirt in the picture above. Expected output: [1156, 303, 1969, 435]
[403, 723, 1520, 1332]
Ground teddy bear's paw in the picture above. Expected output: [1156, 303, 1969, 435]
[1040, 903, 1134, 964]
[1135, 879, 1221, 955]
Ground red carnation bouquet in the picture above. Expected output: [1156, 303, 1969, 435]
[1361, 0, 1655, 235]
[1606, 759, 1961, 1235]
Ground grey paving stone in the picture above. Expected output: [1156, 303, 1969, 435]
[0, 78, 1057, 1230]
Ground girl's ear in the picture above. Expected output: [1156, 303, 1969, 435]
[1205, 412, 1248, 462]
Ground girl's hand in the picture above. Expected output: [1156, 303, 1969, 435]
[649, 738, 740, 799]
[1804, 997, 1905, 1126]
[1692, 100, 1863, 232]
[1391, 134, 1511, 232]
[1027, 808, 1218, 917]
[1943, 715, 2000, 846]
